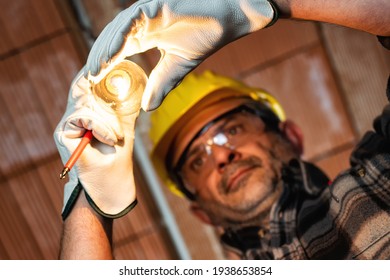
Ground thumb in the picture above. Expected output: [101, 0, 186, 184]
[141, 53, 200, 111]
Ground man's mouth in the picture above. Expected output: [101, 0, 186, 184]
[226, 166, 257, 193]
[220, 156, 263, 194]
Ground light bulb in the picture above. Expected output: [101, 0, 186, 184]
[91, 60, 147, 115]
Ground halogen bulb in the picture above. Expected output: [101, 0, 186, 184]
[91, 60, 147, 115]
[106, 70, 131, 101]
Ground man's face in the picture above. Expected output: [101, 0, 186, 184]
[175, 108, 298, 228]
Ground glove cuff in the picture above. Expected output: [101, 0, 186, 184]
[85, 191, 138, 219]
[265, 0, 280, 27]
[62, 182, 83, 220]
[62, 181, 138, 220]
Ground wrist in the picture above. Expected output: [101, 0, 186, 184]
[70, 188, 113, 226]
[60, 189, 114, 259]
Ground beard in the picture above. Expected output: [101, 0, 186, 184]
[196, 132, 296, 229]
[218, 156, 264, 194]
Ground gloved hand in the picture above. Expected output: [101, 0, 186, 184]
[54, 67, 140, 220]
[86, 0, 278, 111]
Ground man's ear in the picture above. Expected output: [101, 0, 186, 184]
[189, 203, 213, 225]
[279, 120, 304, 155]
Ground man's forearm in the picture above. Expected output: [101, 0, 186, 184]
[59, 190, 114, 260]
[273, 0, 390, 36]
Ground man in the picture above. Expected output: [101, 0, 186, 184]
[149, 71, 390, 259]
[54, 0, 390, 259]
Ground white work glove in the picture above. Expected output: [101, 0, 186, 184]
[86, 0, 278, 111]
[54, 67, 140, 220]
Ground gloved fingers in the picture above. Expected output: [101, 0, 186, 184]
[64, 109, 124, 146]
[141, 52, 200, 111]
[70, 73, 91, 100]
[85, 11, 130, 77]
[59, 81, 141, 150]
[54, 103, 124, 148]
[85, 0, 154, 79]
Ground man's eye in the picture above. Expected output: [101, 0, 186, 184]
[190, 156, 205, 171]
[226, 125, 242, 136]
[228, 127, 237, 135]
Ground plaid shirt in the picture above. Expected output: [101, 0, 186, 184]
[221, 79, 390, 260]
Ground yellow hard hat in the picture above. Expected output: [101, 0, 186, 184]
[149, 70, 285, 198]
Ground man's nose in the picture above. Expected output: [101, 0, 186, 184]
[210, 145, 241, 173]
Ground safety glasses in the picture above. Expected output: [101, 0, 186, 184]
[174, 104, 279, 194]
